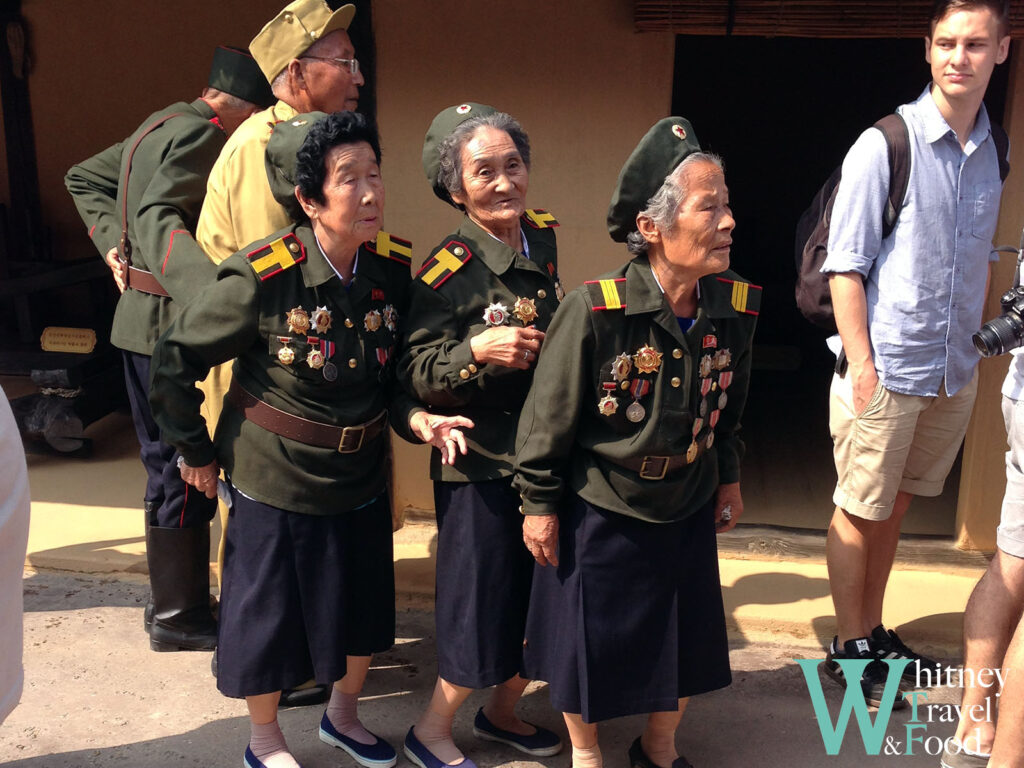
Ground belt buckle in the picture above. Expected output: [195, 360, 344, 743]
[338, 425, 365, 454]
[639, 456, 669, 481]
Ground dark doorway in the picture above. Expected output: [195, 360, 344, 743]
[672, 35, 1011, 534]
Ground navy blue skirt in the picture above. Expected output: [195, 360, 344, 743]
[216, 490, 395, 698]
[434, 479, 534, 688]
[522, 495, 731, 723]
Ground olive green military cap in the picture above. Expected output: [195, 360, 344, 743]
[250, 0, 356, 82]
[265, 111, 329, 220]
[422, 102, 497, 207]
[208, 46, 275, 109]
[607, 117, 701, 243]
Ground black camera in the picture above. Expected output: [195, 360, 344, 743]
[974, 285, 1024, 357]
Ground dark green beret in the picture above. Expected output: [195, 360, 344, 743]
[607, 117, 702, 243]
[422, 102, 497, 207]
[264, 111, 329, 220]
[207, 46, 275, 109]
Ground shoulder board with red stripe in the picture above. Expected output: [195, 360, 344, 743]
[716, 277, 762, 315]
[416, 240, 473, 290]
[522, 208, 559, 229]
[246, 233, 306, 281]
[364, 230, 412, 266]
[585, 278, 626, 311]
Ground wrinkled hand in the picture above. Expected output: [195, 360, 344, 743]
[850, 362, 879, 416]
[179, 459, 220, 499]
[523, 513, 559, 566]
[470, 326, 545, 370]
[715, 482, 743, 533]
[409, 412, 475, 466]
[104, 247, 126, 293]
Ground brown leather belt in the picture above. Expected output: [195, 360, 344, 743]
[227, 381, 387, 453]
[126, 265, 170, 297]
[615, 455, 688, 481]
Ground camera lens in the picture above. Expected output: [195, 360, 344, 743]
[974, 313, 1024, 357]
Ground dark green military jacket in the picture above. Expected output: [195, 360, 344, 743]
[150, 224, 420, 515]
[513, 255, 760, 523]
[65, 98, 224, 355]
[399, 211, 562, 481]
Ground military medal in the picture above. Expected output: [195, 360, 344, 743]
[706, 432, 715, 449]
[686, 441, 699, 464]
[692, 417, 703, 436]
[377, 346, 392, 366]
[323, 362, 338, 381]
[719, 371, 734, 389]
[703, 334, 717, 349]
[700, 399, 709, 418]
[513, 297, 538, 325]
[383, 304, 398, 332]
[700, 378, 712, 397]
[483, 302, 508, 326]
[598, 394, 619, 416]
[311, 306, 332, 333]
[633, 344, 663, 374]
[699, 354, 713, 378]
[276, 337, 295, 365]
[710, 410, 720, 428]
[626, 379, 650, 423]
[306, 347, 325, 370]
[364, 309, 383, 332]
[555, 282, 565, 302]
[714, 348, 732, 370]
[286, 306, 310, 335]
[718, 392, 728, 409]
[612, 353, 632, 381]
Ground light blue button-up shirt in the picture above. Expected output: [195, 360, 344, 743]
[822, 87, 1002, 397]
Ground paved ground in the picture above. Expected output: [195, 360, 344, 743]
[1, 570, 967, 768]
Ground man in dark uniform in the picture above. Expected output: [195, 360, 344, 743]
[64, 46, 274, 652]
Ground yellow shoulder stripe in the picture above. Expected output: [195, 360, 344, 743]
[247, 233, 305, 281]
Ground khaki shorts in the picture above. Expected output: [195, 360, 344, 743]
[829, 370, 978, 521]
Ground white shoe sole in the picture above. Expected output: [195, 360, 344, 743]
[319, 727, 397, 768]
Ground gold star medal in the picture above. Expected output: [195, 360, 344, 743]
[364, 309, 382, 332]
[286, 307, 310, 335]
[483, 302, 508, 327]
[633, 345, 663, 374]
[311, 306, 332, 333]
[611, 353, 632, 381]
[513, 297, 538, 325]
[276, 337, 295, 365]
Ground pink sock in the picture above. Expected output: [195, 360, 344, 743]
[572, 744, 603, 768]
[249, 720, 300, 768]
[326, 688, 375, 745]
[414, 709, 464, 765]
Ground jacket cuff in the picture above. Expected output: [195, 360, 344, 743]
[444, 337, 484, 387]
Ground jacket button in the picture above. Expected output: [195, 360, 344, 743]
[348, 358, 358, 368]
[468, 364, 478, 374]
[453, 246, 465, 257]
[288, 241, 299, 253]
[537, 289, 547, 299]
[671, 377, 681, 388]
[344, 318, 354, 328]
[673, 348, 683, 359]
[459, 368, 470, 379]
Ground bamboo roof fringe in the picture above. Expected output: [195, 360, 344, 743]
[635, 1, 1024, 38]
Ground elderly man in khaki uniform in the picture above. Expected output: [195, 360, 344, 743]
[196, 0, 364, 710]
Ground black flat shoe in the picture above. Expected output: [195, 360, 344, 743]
[628, 736, 693, 768]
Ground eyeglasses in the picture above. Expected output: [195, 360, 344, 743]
[300, 55, 360, 75]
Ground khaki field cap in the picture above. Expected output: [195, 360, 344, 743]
[250, 0, 356, 82]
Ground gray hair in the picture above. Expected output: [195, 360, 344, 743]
[437, 113, 531, 208]
[270, 33, 340, 95]
[625, 152, 724, 256]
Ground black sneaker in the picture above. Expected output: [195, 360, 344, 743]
[823, 636, 907, 709]
[871, 625, 944, 687]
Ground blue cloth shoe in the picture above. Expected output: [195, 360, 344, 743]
[243, 744, 304, 768]
[472, 708, 563, 757]
[319, 713, 397, 768]
[404, 726, 479, 768]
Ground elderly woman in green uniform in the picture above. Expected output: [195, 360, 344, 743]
[514, 118, 760, 768]
[150, 112, 470, 768]
[398, 103, 563, 768]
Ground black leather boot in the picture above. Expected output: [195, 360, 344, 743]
[146, 525, 217, 651]
[142, 503, 156, 634]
